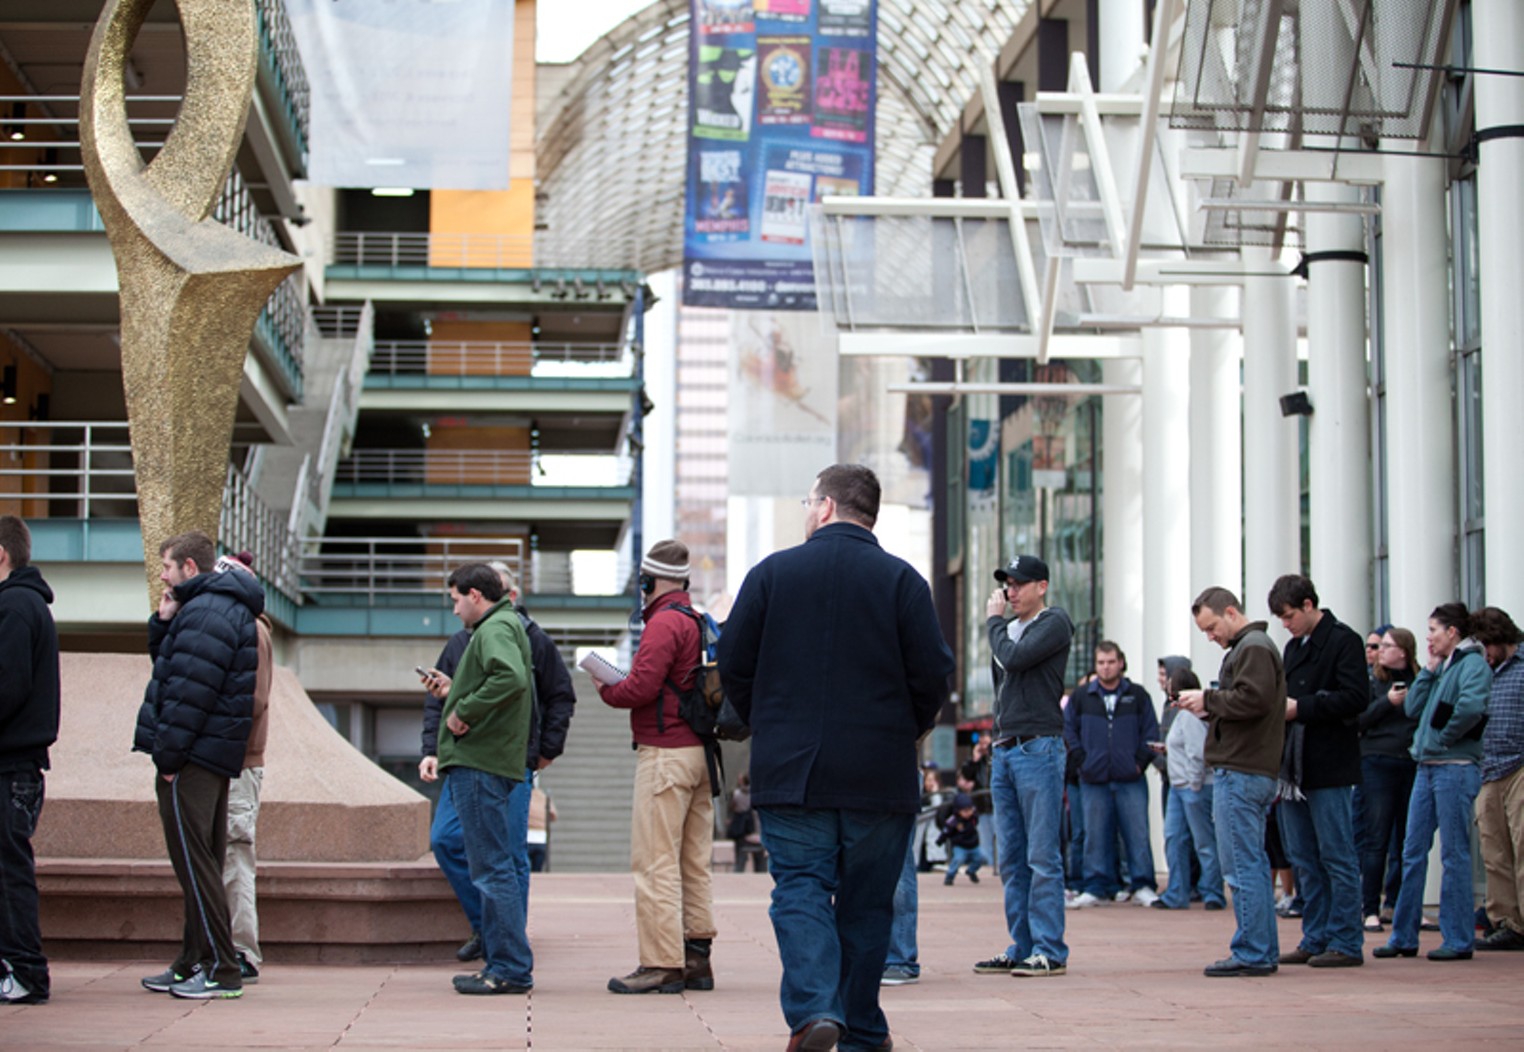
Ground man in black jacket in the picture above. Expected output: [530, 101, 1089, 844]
[134, 531, 262, 1001]
[0, 516, 59, 1005]
[718, 464, 953, 1052]
[417, 560, 575, 963]
[1267, 574, 1369, 969]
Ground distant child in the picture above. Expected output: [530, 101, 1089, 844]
[937, 793, 988, 885]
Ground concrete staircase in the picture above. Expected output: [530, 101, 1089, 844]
[537, 675, 637, 872]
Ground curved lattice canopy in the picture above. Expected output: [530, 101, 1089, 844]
[535, 0, 1028, 273]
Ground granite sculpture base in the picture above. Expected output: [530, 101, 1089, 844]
[34, 653, 465, 962]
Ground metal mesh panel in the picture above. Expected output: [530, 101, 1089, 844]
[1195, 176, 1302, 248]
[1172, 0, 1456, 141]
[1017, 103, 1111, 258]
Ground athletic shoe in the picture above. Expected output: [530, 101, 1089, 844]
[972, 953, 1017, 974]
[141, 965, 196, 993]
[1010, 953, 1065, 977]
[169, 973, 243, 1000]
[880, 965, 919, 986]
[968, 871, 979, 884]
[237, 952, 259, 985]
[1133, 888, 1160, 908]
[1066, 892, 1102, 910]
[0, 971, 46, 1005]
[1478, 926, 1524, 951]
[1204, 957, 1277, 977]
[1113, 889, 1133, 903]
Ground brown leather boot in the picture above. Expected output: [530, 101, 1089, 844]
[684, 938, 714, 991]
[607, 966, 685, 994]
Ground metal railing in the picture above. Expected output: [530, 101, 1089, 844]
[254, 0, 311, 157]
[369, 340, 629, 377]
[299, 535, 527, 604]
[334, 449, 634, 489]
[293, 302, 374, 539]
[332, 231, 649, 273]
[311, 306, 367, 339]
[215, 167, 306, 391]
[0, 422, 135, 518]
[222, 462, 302, 598]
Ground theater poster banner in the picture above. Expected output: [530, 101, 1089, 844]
[684, 0, 877, 309]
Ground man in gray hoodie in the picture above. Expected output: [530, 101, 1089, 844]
[972, 555, 1074, 979]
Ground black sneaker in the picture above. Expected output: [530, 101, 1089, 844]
[454, 972, 531, 995]
[968, 872, 979, 884]
[1478, 926, 1524, 951]
[972, 953, 1017, 974]
[237, 953, 260, 985]
[1204, 957, 1277, 977]
[456, 931, 484, 962]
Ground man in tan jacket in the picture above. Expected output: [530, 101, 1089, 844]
[221, 552, 271, 985]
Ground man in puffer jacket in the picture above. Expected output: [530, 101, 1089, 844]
[134, 531, 262, 1001]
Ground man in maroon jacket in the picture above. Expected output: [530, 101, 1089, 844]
[596, 539, 716, 995]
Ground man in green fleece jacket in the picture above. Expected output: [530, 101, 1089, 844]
[428, 562, 535, 995]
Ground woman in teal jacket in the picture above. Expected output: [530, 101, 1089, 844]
[1377, 603, 1492, 961]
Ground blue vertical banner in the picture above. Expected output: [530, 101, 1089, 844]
[684, 0, 877, 310]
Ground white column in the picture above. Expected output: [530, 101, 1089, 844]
[1102, 357, 1144, 677]
[1241, 259, 1300, 647]
[1098, 0, 1147, 92]
[1302, 183, 1372, 627]
[1475, 0, 1524, 609]
[1381, 151, 1456, 633]
[1189, 286, 1243, 674]
[1142, 290, 1193, 670]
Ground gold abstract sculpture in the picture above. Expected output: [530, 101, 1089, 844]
[79, 0, 301, 601]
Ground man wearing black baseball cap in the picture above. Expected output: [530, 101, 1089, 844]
[972, 553, 1074, 979]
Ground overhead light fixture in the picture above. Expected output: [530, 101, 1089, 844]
[371, 187, 415, 197]
[5, 102, 24, 141]
[1, 364, 17, 405]
[41, 147, 58, 183]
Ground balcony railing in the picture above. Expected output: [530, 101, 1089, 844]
[334, 449, 634, 489]
[331, 231, 650, 273]
[254, 0, 311, 160]
[215, 168, 305, 395]
[369, 340, 631, 380]
[299, 535, 527, 605]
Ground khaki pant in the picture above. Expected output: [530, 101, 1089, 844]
[1477, 764, 1524, 934]
[223, 766, 263, 964]
[631, 745, 715, 968]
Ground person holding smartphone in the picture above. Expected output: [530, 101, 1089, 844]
[1356, 627, 1421, 932]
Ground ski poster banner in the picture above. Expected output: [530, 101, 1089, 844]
[684, 0, 877, 310]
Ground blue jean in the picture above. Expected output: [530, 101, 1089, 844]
[1213, 769, 1279, 967]
[1161, 784, 1224, 908]
[446, 766, 533, 986]
[948, 844, 988, 878]
[1279, 786, 1363, 958]
[1389, 762, 1482, 953]
[885, 826, 919, 974]
[990, 736, 1068, 964]
[1354, 754, 1416, 917]
[1063, 784, 1086, 888]
[1079, 778, 1156, 895]
[432, 767, 534, 934]
[759, 807, 912, 1052]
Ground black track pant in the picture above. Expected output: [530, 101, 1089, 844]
[155, 764, 240, 987]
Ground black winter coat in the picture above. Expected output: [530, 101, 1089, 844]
[0, 565, 61, 772]
[134, 569, 264, 779]
[1282, 609, 1368, 790]
[1063, 677, 1160, 784]
[717, 522, 955, 814]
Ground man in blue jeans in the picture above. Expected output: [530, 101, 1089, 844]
[418, 563, 575, 963]
[974, 554, 1074, 978]
[427, 563, 536, 995]
[718, 464, 953, 1051]
[1267, 574, 1370, 968]
[1176, 586, 1287, 977]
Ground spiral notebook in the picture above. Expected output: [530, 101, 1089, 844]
[577, 651, 628, 686]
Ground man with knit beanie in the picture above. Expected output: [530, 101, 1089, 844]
[596, 539, 717, 995]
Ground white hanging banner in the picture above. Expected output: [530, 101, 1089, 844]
[728, 312, 838, 496]
[286, 0, 514, 190]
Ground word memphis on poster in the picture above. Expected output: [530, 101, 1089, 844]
[684, 0, 877, 310]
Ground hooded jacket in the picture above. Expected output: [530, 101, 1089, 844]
[135, 568, 264, 779]
[1405, 641, 1491, 765]
[599, 589, 703, 748]
[1063, 676, 1160, 784]
[0, 564, 60, 772]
